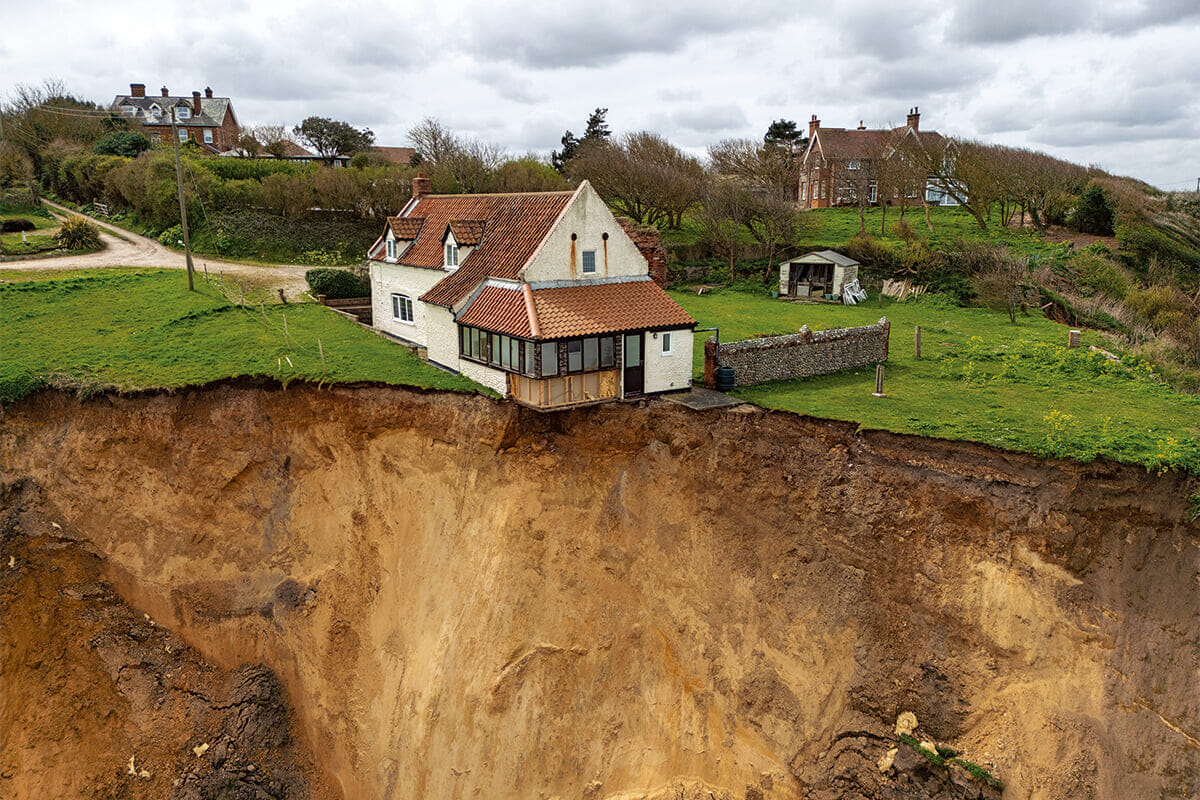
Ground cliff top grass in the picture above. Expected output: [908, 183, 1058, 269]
[671, 287, 1200, 474]
[0, 268, 483, 401]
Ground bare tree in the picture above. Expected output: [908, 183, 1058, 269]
[229, 127, 261, 158]
[252, 125, 291, 159]
[406, 117, 462, 167]
[569, 132, 704, 229]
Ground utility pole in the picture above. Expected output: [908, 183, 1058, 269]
[169, 106, 196, 291]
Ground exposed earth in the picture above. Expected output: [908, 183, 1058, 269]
[1, 383, 1197, 799]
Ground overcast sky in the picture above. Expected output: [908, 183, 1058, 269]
[3, 0, 1198, 189]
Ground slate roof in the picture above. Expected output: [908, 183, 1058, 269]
[397, 191, 574, 308]
[456, 279, 696, 340]
[112, 94, 233, 129]
[811, 126, 945, 162]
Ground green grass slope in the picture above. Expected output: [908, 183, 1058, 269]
[674, 288, 1200, 473]
[0, 269, 482, 401]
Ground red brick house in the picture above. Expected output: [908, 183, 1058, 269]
[111, 83, 240, 153]
[798, 107, 956, 209]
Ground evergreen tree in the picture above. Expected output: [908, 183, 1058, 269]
[551, 108, 610, 174]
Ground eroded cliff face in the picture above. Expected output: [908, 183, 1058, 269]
[1, 383, 1197, 800]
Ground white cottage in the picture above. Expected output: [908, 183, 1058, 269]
[368, 177, 696, 410]
[779, 250, 860, 299]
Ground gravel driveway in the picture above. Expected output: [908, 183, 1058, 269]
[4, 201, 315, 297]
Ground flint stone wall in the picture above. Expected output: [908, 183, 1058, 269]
[713, 318, 890, 387]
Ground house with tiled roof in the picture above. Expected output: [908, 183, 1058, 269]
[798, 107, 958, 209]
[111, 83, 239, 153]
[367, 176, 696, 409]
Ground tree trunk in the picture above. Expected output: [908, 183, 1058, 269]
[880, 201, 888, 236]
[923, 196, 933, 232]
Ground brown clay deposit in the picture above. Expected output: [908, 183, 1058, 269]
[1, 382, 1197, 799]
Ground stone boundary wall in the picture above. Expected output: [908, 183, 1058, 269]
[707, 318, 890, 387]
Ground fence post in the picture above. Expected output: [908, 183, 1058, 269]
[873, 364, 886, 397]
[914, 325, 921, 358]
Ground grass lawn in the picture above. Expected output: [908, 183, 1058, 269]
[0, 269, 484, 402]
[672, 288, 1200, 473]
[662, 205, 1070, 263]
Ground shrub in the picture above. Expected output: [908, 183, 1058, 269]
[93, 131, 151, 158]
[1070, 183, 1115, 235]
[305, 268, 370, 299]
[1, 218, 36, 233]
[54, 216, 101, 250]
[1074, 251, 1129, 297]
[158, 224, 184, 247]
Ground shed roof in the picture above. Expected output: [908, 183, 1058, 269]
[792, 249, 860, 267]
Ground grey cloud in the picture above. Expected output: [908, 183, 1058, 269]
[473, 68, 545, 105]
[947, 0, 1090, 43]
[646, 104, 750, 135]
[1030, 118, 1199, 147]
[461, 1, 793, 69]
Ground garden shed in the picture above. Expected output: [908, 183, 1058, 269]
[780, 250, 860, 300]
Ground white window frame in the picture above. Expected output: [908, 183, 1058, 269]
[150, 104, 162, 118]
[444, 233, 459, 270]
[177, 129, 188, 142]
[203, 129, 214, 144]
[581, 249, 596, 274]
[661, 331, 673, 355]
[392, 293, 414, 324]
[386, 237, 396, 260]
[846, 159, 860, 170]
[176, 105, 190, 120]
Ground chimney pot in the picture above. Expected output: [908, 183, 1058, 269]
[808, 114, 821, 138]
[204, 86, 213, 98]
[130, 83, 146, 98]
[907, 106, 920, 132]
[161, 85, 170, 97]
[858, 120, 865, 130]
[412, 173, 431, 198]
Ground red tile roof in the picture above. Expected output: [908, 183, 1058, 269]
[534, 280, 695, 338]
[457, 279, 695, 339]
[372, 146, 416, 165]
[447, 219, 486, 246]
[388, 216, 425, 240]
[815, 127, 945, 161]
[456, 285, 532, 338]
[401, 191, 574, 307]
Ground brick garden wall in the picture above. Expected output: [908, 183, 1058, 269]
[708, 318, 890, 387]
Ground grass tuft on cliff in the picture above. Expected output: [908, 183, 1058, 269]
[672, 288, 1200, 474]
[0, 269, 483, 402]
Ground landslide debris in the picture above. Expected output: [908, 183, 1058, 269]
[0, 480, 324, 800]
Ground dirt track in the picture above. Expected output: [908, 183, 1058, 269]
[3, 201, 312, 296]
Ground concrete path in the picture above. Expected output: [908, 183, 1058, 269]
[661, 386, 744, 410]
[3, 200, 312, 296]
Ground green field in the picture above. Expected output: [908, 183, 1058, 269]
[0, 269, 484, 401]
[673, 287, 1200, 473]
[662, 205, 1069, 261]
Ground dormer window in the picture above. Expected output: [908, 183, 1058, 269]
[176, 105, 190, 120]
[386, 237, 396, 260]
[150, 104, 162, 118]
[847, 160, 860, 170]
[444, 242, 459, 270]
[121, 104, 136, 116]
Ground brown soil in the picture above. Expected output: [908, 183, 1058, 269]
[1, 383, 1197, 800]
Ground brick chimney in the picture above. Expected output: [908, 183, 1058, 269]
[192, 91, 202, 114]
[412, 173, 431, 198]
[907, 106, 920, 131]
[130, 83, 146, 98]
[808, 114, 820, 138]
[204, 86, 213, 99]
[161, 85, 170, 97]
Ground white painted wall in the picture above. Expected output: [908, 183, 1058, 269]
[642, 328, 694, 394]
[371, 262, 446, 347]
[522, 183, 648, 283]
[422, 305, 508, 394]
